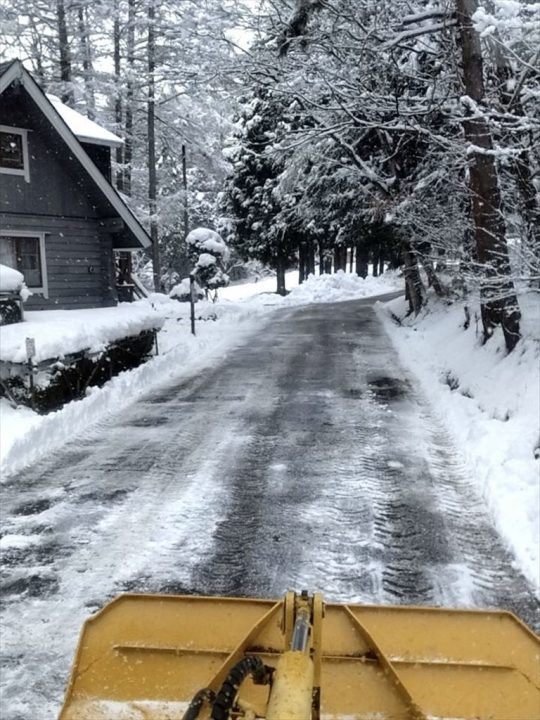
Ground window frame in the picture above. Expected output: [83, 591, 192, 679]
[0, 125, 30, 182]
[0, 230, 48, 297]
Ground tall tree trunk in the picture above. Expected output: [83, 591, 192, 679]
[123, 0, 136, 195]
[334, 245, 346, 272]
[148, 0, 161, 292]
[372, 245, 380, 277]
[77, 3, 96, 119]
[182, 143, 189, 240]
[113, 0, 124, 192]
[298, 242, 307, 284]
[355, 243, 368, 278]
[56, 0, 73, 105]
[276, 254, 286, 295]
[349, 246, 354, 273]
[402, 241, 425, 315]
[318, 242, 324, 275]
[306, 241, 316, 276]
[456, 0, 520, 351]
[378, 253, 384, 276]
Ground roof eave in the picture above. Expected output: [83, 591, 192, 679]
[78, 134, 124, 149]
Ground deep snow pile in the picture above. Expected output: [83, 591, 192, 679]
[283, 270, 399, 305]
[0, 303, 165, 364]
[378, 293, 540, 590]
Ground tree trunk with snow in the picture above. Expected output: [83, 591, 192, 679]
[456, 0, 520, 351]
[77, 4, 96, 119]
[56, 0, 73, 105]
[123, 0, 136, 196]
[148, 0, 161, 292]
[113, 1, 124, 192]
[402, 241, 424, 315]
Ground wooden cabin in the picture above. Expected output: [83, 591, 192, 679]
[0, 59, 150, 310]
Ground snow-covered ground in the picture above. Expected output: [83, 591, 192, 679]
[378, 292, 540, 591]
[2, 269, 536, 589]
[0, 270, 399, 475]
[0, 304, 164, 364]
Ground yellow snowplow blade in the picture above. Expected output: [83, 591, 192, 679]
[60, 592, 540, 720]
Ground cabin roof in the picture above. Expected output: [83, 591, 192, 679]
[0, 59, 150, 250]
[46, 94, 123, 148]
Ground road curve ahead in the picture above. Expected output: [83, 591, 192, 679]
[1, 295, 538, 718]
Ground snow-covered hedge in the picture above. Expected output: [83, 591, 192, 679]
[0, 264, 30, 301]
[0, 301, 165, 364]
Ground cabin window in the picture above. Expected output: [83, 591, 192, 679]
[0, 125, 30, 182]
[0, 233, 48, 296]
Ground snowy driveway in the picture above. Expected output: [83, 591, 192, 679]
[1, 295, 538, 718]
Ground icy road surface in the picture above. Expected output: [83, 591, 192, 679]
[1, 296, 538, 718]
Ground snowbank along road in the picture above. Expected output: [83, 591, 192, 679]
[1, 294, 538, 718]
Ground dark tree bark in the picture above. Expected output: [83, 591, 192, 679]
[113, 0, 124, 192]
[334, 245, 347, 272]
[372, 244, 380, 277]
[77, 4, 96, 119]
[402, 241, 425, 315]
[148, 0, 161, 292]
[355, 243, 369, 278]
[421, 258, 447, 297]
[276, 254, 287, 295]
[378, 253, 385, 276]
[298, 242, 307, 284]
[456, 0, 521, 351]
[56, 0, 73, 105]
[318, 242, 324, 275]
[123, 0, 136, 195]
[306, 241, 316, 276]
[349, 246, 354, 273]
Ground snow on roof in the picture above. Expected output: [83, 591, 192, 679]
[46, 94, 123, 148]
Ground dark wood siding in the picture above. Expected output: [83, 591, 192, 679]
[0, 88, 108, 218]
[81, 143, 112, 183]
[1, 214, 117, 310]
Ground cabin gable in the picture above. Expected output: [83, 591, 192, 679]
[0, 62, 150, 311]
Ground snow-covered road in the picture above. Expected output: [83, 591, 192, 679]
[1, 295, 538, 718]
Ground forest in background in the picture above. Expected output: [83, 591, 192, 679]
[0, 0, 538, 352]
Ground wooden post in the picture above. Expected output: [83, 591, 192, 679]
[189, 273, 196, 335]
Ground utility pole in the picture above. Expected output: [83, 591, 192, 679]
[182, 144, 189, 242]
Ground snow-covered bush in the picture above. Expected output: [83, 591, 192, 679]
[186, 227, 230, 298]
[169, 278, 204, 303]
[0, 264, 31, 326]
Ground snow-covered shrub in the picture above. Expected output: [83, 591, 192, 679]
[169, 278, 204, 303]
[0, 264, 31, 326]
[186, 228, 230, 298]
